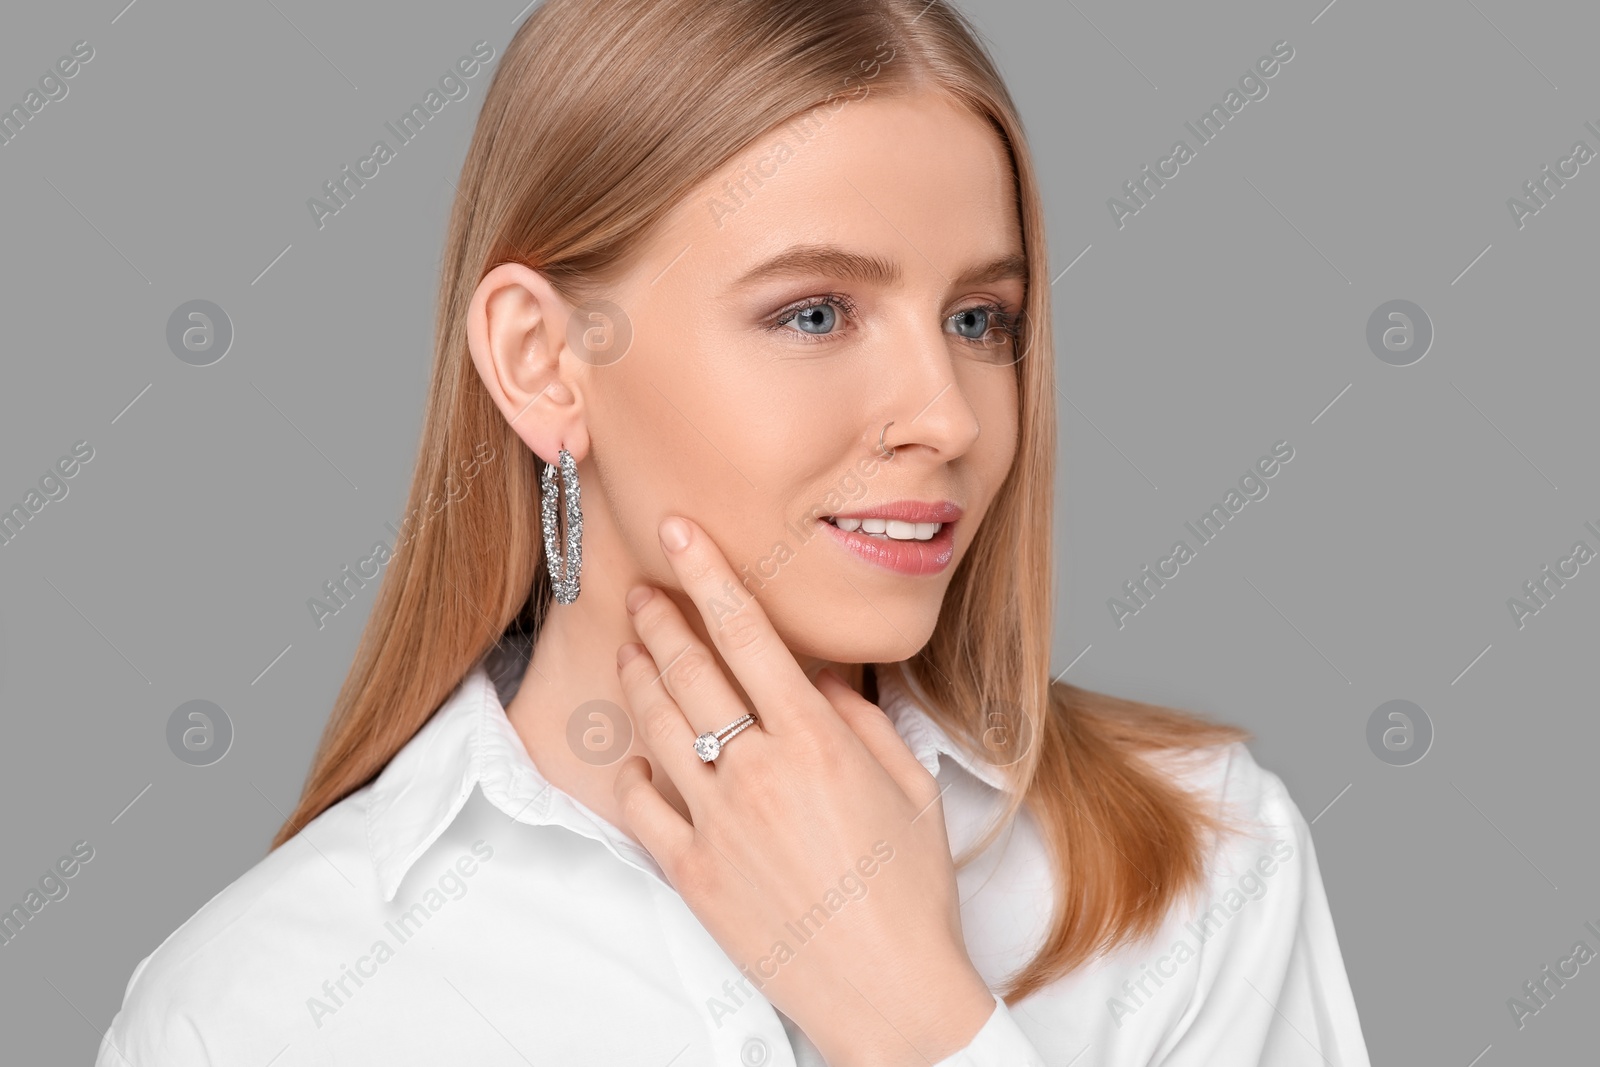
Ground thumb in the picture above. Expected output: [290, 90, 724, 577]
[814, 667, 934, 798]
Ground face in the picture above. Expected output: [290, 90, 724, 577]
[525, 90, 1023, 666]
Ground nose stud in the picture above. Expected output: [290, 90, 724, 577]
[878, 421, 895, 458]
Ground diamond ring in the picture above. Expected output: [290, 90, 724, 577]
[693, 713, 757, 763]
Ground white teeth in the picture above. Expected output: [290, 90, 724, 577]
[826, 517, 943, 542]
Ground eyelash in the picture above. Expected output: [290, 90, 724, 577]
[767, 292, 1022, 348]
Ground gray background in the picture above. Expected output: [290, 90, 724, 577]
[1, 0, 1594, 1062]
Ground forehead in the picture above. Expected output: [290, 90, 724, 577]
[643, 90, 1023, 289]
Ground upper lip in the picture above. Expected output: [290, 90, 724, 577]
[824, 500, 963, 524]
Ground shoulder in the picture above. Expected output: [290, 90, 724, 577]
[1134, 738, 1326, 945]
[1139, 740, 1306, 843]
[1129, 737, 1324, 916]
[97, 788, 377, 1066]
[1124, 747, 1371, 1062]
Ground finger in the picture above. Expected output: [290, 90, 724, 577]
[626, 584, 760, 748]
[612, 756, 695, 870]
[655, 515, 815, 732]
[616, 641, 712, 796]
[815, 668, 936, 800]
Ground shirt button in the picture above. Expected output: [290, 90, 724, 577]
[740, 1035, 769, 1066]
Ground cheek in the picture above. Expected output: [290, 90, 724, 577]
[596, 350, 860, 572]
[970, 364, 1021, 475]
[945, 366, 1020, 555]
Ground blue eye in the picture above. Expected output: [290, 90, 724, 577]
[766, 293, 1020, 351]
[949, 302, 1021, 355]
[771, 294, 855, 338]
[950, 306, 993, 340]
[792, 303, 837, 334]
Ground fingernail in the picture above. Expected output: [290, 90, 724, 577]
[617, 642, 643, 668]
[625, 585, 652, 614]
[659, 516, 690, 553]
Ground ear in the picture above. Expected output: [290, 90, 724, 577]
[467, 261, 589, 465]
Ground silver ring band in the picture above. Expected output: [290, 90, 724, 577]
[693, 713, 757, 763]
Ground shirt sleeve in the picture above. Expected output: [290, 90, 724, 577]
[927, 992, 1049, 1067]
[94, 949, 214, 1067]
[1150, 756, 1372, 1067]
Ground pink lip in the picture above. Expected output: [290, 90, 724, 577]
[818, 500, 961, 576]
[825, 500, 964, 524]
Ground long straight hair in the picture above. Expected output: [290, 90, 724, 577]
[272, 0, 1251, 1004]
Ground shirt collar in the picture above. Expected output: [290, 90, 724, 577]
[874, 662, 1013, 793]
[364, 634, 1008, 901]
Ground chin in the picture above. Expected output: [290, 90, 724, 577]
[771, 602, 940, 667]
[728, 530, 956, 665]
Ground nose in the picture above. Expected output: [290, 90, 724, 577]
[877, 328, 984, 461]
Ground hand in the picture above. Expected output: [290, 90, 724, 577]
[612, 515, 997, 1066]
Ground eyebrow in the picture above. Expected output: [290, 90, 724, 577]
[730, 244, 1027, 290]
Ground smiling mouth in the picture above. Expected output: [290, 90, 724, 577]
[817, 508, 959, 576]
[821, 516, 945, 542]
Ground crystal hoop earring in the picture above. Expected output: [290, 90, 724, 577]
[540, 447, 584, 604]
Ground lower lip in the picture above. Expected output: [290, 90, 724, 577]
[818, 519, 956, 576]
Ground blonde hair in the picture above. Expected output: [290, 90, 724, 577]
[272, 0, 1251, 1004]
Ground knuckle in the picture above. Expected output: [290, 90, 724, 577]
[672, 848, 720, 900]
[911, 767, 943, 806]
[716, 607, 765, 653]
[638, 699, 681, 749]
[666, 646, 713, 693]
[678, 549, 717, 586]
[817, 732, 854, 769]
[727, 760, 783, 813]
[787, 724, 847, 768]
[631, 596, 671, 636]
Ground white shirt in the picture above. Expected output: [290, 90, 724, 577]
[97, 634, 1371, 1066]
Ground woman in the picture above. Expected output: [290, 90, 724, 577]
[98, 0, 1370, 1063]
